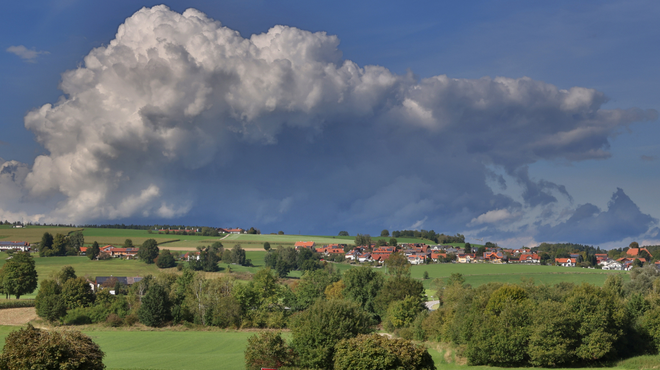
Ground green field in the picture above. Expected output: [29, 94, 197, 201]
[222, 233, 435, 246]
[410, 263, 629, 291]
[0, 226, 82, 243]
[0, 325, 653, 370]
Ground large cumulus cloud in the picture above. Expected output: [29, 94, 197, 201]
[2, 5, 657, 245]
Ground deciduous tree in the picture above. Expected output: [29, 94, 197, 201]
[0, 251, 38, 299]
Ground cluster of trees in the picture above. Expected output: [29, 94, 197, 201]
[414, 266, 660, 367]
[39, 231, 84, 257]
[186, 243, 250, 272]
[0, 252, 38, 299]
[264, 246, 322, 277]
[391, 230, 465, 244]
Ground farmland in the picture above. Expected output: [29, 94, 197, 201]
[0, 225, 81, 243]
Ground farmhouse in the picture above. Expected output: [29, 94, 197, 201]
[518, 253, 540, 263]
[555, 258, 576, 267]
[0, 241, 30, 252]
[626, 247, 652, 258]
[601, 260, 623, 270]
[316, 244, 345, 255]
[294, 241, 316, 250]
[483, 251, 505, 263]
[94, 276, 143, 294]
[100, 245, 139, 258]
[218, 228, 244, 234]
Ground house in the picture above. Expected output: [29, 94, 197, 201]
[79, 247, 88, 256]
[0, 241, 30, 252]
[294, 241, 316, 250]
[372, 247, 396, 263]
[457, 254, 472, 263]
[483, 251, 505, 263]
[94, 276, 143, 294]
[217, 228, 244, 234]
[408, 254, 426, 265]
[431, 251, 447, 262]
[518, 253, 540, 263]
[316, 244, 345, 255]
[358, 253, 372, 263]
[99, 245, 138, 258]
[626, 247, 653, 258]
[601, 260, 623, 270]
[555, 258, 575, 267]
[183, 252, 200, 261]
[595, 253, 609, 264]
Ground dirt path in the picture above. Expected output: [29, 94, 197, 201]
[0, 307, 37, 326]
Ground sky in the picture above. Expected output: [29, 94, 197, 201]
[1, 0, 659, 248]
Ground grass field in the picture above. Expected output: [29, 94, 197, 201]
[222, 233, 436, 246]
[410, 263, 629, 290]
[1, 325, 655, 370]
[0, 226, 82, 243]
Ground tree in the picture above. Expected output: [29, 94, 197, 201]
[334, 334, 435, 370]
[69, 231, 85, 252]
[290, 299, 374, 370]
[138, 283, 171, 327]
[62, 277, 95, 309]
[464, 242, 472, 254]
[57, 266, 77, 285]
[381, 229, 390, 237]
[230, 245, 247, 266]
[39, 232, 54, 257]
[52, 233, 68, 256]
[0, 251, 38, 299]
[355, 234, 372, 247]
[88, 241, 100, 260]
[0, 324, 105, 370]
[156, 249, 176, 268]
[423, 271, 429, 280]
[139, 239, 159, 264]
[278, 230, 284, 235]
[244, 331, 292, 370]
[35, 280, 66, 323]
[123, 239, 134, 248]
[385, 252, 410, 277]
[263, 242, 271, 251]
[389, 238, 398, 247]
[338, 231, 349, 236]
[342, 267, 384, 315]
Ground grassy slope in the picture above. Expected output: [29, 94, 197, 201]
[0, 226, 82, 243]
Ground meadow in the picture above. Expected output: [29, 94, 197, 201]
[0, 225, 81, 243]
[0, 325, 655, 370]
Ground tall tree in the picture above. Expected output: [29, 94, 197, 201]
[39, 232, 54, 257]
[123, 239, 134, 248]
[139, 239, 160, 264]
[69, 231, 85, 252]
[138, 283, 171, 327]
[0, 252, 38, 299]
[385, 252, 410, 277]
[88, 241, 100, 260]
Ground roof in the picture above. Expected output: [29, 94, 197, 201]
[0, 241, 30, 247]
[295, 241, 316, 248]
[627, 248, 653, 258]
[555, 258, 574, 263]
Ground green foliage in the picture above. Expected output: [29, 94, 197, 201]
[138, 283, 171, 327]
[156, 249, 176, 268]
[290, 299, 374, 370]
[354, 233, 372, 247]
[123, 239, 133, 248]
[263, 241, 271, 251]
[233, 268, 284, 328]
[62, 276, 95, 309]
[0, 324, 105, 370]
[485, 284, 528, 315]
[138, 239, 159, 264]
[0, 251, 38, 299]
[0, 300, 36, 309]
[291, 268, 340, 310]
[375, 276, 424, 317]
[39, 232, 54, 257]
[380, 229, 390, 237]
[385, 296, 424, 330]
[35, 279, 66, 322]
[385, 252, 410, 277]
[338, 231, 349, 236]
[88, 241, 100, 260]
[57, 265, 77, 285]
[342, 267, 384, 315]
[244, 331, 292, 370]
[333, 333, 435, 370]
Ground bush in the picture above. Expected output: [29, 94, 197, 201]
[244, 331, 292, 370]
[0, 300, 36, 309]
[123, 313, 139, 326]
[0, 324, 105, 370]
[333, 333, 435, 370]
[63, 307, 92, 325]
[106, 313, 123, 327]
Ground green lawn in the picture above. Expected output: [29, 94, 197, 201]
[1, 325, 653, 370]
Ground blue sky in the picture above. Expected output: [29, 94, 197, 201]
[1, 0, 659, 248]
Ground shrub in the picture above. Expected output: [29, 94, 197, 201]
[0, 300, 36, 309]
[106, 313, 123, 327]
[333, 333, 435, 370]
[0, 324, 105, 370]
[123, 313, 139, 326]
[244, 331, 292, 370]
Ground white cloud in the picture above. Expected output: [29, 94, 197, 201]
[0, 5, 655, 247]
[6, 45, 49, 62]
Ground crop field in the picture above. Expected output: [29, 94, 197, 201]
[0, 226, 81, 243]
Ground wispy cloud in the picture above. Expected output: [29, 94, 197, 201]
[6, 45, 49, 62]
